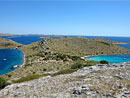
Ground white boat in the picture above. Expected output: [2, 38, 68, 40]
[123, 58, 126, 60]
[3, 59, 7, 61]
[13, 65, 19, 68]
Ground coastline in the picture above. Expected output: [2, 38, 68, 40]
[81, 52, 130, 62]
[114, 43, 130, 45]
[13, 48, 26, 68]
[20, 50, 26, 68]
[0, 48, 26, 76]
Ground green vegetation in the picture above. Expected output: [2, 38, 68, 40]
[52, 69, 77, 76]
[100, 60, 109, 64]
[13, 74, 50, 83]
[0, 77, 9, 90]
[24, 64, 32, 67]
[70, 56, 81, 61]
[71, 63, 83, 69]
[7, 74, 12, 77]
[100, 41, 111, 46]
[35, 53, 44, 57]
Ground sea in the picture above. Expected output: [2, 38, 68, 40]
[1, 35, 60, 45]
[0, 35, 130, 75]
[0, 49, 23, 75]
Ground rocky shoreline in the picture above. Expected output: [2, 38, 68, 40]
[0, 62, 130, 98]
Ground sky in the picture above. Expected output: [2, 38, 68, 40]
[0, 0, 130, 36]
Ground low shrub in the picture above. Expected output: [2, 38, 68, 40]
[24, 64, 32, 67]
[31, 46, 38, 50]
[13, 74, 50, 83]
[56, 54, 67, 60]
[71, 63, 83, 69]
[70, 56, 81, 61]
[35, 53, 44, 57]
[100, 42, 110, 46]
[84, 63, 93, 67]
[43, 68, 47, 71]
[100, 60, 109, 64]
[52, 69, 77, 76]
[0, 77, 9, 89]
[7, 74, 12, 77]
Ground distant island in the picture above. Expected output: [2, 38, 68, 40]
[0, 33, 14, 36]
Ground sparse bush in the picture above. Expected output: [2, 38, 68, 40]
[52, 69, 77, 76]
[44, 55, 52, 60]
[100, 42, 110, 46]
[0, 77, 8, 89]
[44, 52, 49, 55]
[84, 63, 93, 67]
[43, 68, 47, 71]
[2, 43, 13, 46]
[17, 45, 22, 47]
[57, 54, 67, 60]
[7, 74, 12, 77]
[31, 46, 38, 50]
[33, 72, 35, 74]
[25, 64, 32, 67]
[71, 63, 83, 69]
[13, 74, 50, 83]
[36, 53, 44, 57]
[46, 47, 49, 50]
[100, 60, 109, 64]
[70, 56, 81, 61]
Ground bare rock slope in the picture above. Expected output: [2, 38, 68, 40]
[0, 62, 130, 98]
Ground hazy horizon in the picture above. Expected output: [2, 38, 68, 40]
[1, 32, 130, 37]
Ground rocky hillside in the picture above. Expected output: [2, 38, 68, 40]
[0, 62, 130, 98]
[0, 37, 130, 98]
[46, 37, 129, 56]
[1, 37, 129, 82]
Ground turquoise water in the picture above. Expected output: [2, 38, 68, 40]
[86, 54, 130, 63]
[0, 35, 130, 75]
[0, 49, 23, 75]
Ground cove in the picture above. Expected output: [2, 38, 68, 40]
[86, 54, 130, 63]
[0, 49, 23, 75]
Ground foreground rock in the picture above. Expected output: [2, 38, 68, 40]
[0, 62, 130, 98]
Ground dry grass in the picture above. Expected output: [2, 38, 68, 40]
[47, 37, 129, 56]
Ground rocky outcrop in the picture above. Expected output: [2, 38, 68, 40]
[0, 62, 130, 98]
[38, 38, 49, 50]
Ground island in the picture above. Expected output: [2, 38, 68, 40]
[0, 36, 130, 97]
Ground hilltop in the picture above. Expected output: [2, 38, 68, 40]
[19, 37, 129, 56]
[46, 37, 129, 56]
